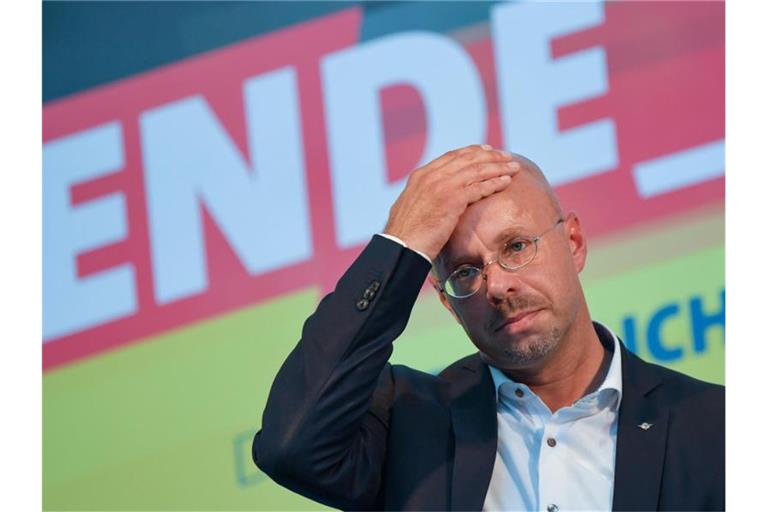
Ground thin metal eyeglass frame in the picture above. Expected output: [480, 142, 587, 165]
[439, 218, 565, 299]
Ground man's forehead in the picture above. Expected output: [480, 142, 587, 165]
[457, 171, 550, 233]
[436, 170, 557, 268]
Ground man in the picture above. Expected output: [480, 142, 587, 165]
[253, 145, 724, 511]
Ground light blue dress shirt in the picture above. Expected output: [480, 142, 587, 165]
[483, 323, 623, 512]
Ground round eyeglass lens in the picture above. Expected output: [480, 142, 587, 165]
[499, 238, 536, 269]
[445, 266, 482, 298]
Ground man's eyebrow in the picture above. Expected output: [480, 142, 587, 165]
[491, 224, 530, 245]
[442, 224, 530, 270]
[441, 249, 482, 273]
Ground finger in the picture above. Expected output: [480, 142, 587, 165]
[420, 144, 491, 172]
[437, 147, 514, 175]
[464, 175, 513, 204]
[454, 160, 522, 186]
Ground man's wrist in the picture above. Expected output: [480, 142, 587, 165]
[376, 233, 432, 265]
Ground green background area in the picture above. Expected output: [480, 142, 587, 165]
[43, 238, 724, 510]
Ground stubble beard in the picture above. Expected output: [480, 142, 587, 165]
[487, 325, 563, 369]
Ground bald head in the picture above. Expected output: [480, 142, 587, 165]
[505, 153, 564, 220]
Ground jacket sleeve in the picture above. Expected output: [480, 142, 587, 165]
[252, 235, 433, 510]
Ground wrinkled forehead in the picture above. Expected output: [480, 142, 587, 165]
[436, 171, 557, 272]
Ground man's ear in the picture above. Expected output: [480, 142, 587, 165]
[564, 212, 587, 273]
[428, 271, 463, 324]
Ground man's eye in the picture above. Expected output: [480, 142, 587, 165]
[454, 267, 476, 280]
[508, 240, 528, 252]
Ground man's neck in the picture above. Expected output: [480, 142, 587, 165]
[502, 316, 609, 413]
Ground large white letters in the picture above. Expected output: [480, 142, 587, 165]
[140, 67, 312, 305]
[491, 1, 618, 185]
[43, 122, 137, 340]
[43, 5, 632, 339]
[321, 32, 486, 249]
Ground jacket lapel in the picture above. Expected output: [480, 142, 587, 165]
[448, 355, 498, 511]
[612, 342, 669, 511]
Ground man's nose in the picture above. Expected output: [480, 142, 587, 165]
[483, 261, 522, 302]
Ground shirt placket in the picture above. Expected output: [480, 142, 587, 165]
[537, 408, 563, 512]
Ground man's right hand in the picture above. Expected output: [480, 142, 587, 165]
[383, 144, 521, 262]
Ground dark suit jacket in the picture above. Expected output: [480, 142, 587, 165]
[253, 236, 725, 511]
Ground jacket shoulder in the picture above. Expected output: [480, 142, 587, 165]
[388, 363, 447, 395]
[644, 357, 723, 393]
[629, 353, 724, 415]
[437, 352, 483, 379]
[380, 353, 483, 401]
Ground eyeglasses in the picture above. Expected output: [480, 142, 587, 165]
[439, 218, 565, 299]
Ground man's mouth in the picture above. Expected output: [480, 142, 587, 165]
[493, 309, 543, 333]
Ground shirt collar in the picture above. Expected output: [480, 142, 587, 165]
[487, 320, 623, 409]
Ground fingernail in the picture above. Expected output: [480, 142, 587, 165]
[501, 150, 513, 157]
[507, 161, 520, 169]
[481, 144, 493, 150]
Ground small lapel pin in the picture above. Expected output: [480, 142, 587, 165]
[638, 422, 654, 431]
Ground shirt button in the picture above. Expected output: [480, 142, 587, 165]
[363, 288, 376, 300]
[546, 437, 557, 447]
[547, 504, 559, 512]
[514, 388, 524, 398]
[356, 299, 369, 311]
